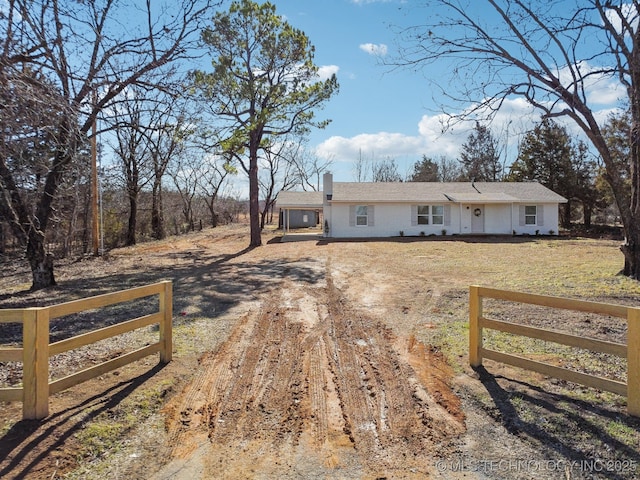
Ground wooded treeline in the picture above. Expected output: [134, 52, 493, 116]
[354, 116, 624, 230]
[0, 188, 247, 257]
[0, 0, 337, 289]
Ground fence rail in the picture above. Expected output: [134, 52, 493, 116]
[469, 285, 640, 417]
[0, 281, 172, 419]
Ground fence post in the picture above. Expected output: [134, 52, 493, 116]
[22, 308, 37, 419]
[628, 307, 640, 417]
[469, 285, 483, 368]
[159, 281, 173, 363]
[22, 307, 50, 420]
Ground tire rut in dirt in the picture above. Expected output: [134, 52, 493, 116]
[322, 273, 464, 475]
[161, 270, 465, 478]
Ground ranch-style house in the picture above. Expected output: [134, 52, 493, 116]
[278, 173, 567, 238]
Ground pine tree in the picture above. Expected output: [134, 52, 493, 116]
[459, 122, 502, 181]
[409, 156, 439, 182]
[508, 118, 599, 228]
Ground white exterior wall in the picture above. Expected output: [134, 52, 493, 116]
[483, 204, 513, 234]
[329, 203, 459, 238]
[511, 203, 560, 235]
[545, 204, 560, 235]
[327, 202, 561, 238]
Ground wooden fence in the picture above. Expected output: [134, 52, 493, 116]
[469, 285, 640, 417]
[0, 281, 173, 420]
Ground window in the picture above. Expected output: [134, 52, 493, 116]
[356, 205, 368, 226]
[417, 205, 430, 224]
[525, 205, 537, 225]
[432, 205, 444, 225]
[417, 205, 444, 225]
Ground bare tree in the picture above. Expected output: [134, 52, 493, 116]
[198, 159, 235, 228]
[259, 140, 299, 229]
[371, 158, 403, 182]
[147, 103, 192, 240]
[109, 93, 153, 246]
[395, 0, 640, 279]
[0, 0, 218, 289]
[292, 145, 334, 192]
[353, 149, 372, 182]
[169, 153, 200, 233]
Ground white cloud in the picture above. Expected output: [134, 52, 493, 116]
[0, 0, 15, 17]
[317, 65, 340, 81]
[604, 3, 639, 33]
[315, 96, 544, 168]
[557, 61, 625, 106]
[592, 107, 625, 127]
[314, 79, 622, 181]
[359, 43, 388, 56]
[317, 131, 425, 162]
[587, 80, 626, 105]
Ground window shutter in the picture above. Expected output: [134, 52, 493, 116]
[537, 205, 544, 226]
[519, 205, 525, 226]
[444, 205, 451, 226]
[368, 205, 375, 227]
[411, 205, 418, 226]
[349, 205, 355, 227]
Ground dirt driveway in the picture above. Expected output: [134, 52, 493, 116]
[155, 259, 464, 479]
[1, 226, 639, 479]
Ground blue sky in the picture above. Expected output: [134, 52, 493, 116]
[275, 0, 438, 181]
[3, 0, 622, 190]
[267, 0, 624, 184]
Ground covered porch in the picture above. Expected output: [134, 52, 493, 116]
[277, 191, 324, 239]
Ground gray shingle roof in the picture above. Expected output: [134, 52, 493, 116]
[277, 182, 567, 207]
[331, 182, 567, 203]
[277, 190, 324, 208]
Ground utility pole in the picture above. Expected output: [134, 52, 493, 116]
[91, 89, 100, 256]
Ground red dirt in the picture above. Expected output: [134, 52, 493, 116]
[156, 272, 464, 479]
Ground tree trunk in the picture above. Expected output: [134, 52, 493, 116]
[621, 85, 640, 279]
[583, 203, 592, 229]
[126, 192, 137, 246]
[248, 153, 262, 247]
[151, 180, 165, 240]
[260, 207, 268, 229]
[620, 231, 640, 279]
[27, 135, 75, 289]
[560, 200, 572, 229]
[81, 192, 90, 254]
[27, 231, 55, 290]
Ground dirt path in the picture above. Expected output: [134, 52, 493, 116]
[155, 260, 465, 479]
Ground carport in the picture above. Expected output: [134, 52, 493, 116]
[277, 191, 324, 239]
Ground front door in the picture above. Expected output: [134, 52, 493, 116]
[471, 205, 484, 233]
